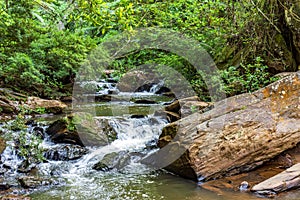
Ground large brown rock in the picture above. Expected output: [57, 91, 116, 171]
[151, 72, 300, 181]
[26, 97, 67, 114]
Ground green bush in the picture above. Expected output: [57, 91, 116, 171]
[220, 57, 279, 96]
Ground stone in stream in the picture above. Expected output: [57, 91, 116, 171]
[133, 99, 157, 104]
[46, 115, 119, 146]
[46, 117, 84, 146]
[31, 126, 45, 139]
[17, 160, 36, 173]
[116, 71, 149, 92]
[0, 178, 11, 191]
[92, 152, 123, 172]
[143, 72, 300, 182]
[251, 163, 300, 196]
[239, 181, 250, 191]
[93, 152, 146, 172]
[17, 176, 64, 189]
[43, 144, 88, 161]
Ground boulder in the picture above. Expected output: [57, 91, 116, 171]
[26, 97, 67, 114]
[145, 72, 300, 181]
[46, 115, 115, 147]
[117, 71, 150, 92]
[46, 117, 84, 146]
[251, 163, 300, 196]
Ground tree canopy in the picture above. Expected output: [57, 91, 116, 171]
[0, 0, 299, 99]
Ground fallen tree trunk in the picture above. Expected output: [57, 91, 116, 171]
[144, 72, 300, 182]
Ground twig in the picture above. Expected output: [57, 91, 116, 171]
[250, 0, 281, 33]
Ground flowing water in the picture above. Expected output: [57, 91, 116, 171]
[1, 80, 300, 199]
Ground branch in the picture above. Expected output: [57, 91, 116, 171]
[250, 0, 281, 34]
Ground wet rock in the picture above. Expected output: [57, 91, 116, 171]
[0, 167, 7, 175]
[17, 176, 63, 189]
[117, 71, 148, 92]
[0, 179, 11, 191]
[46, 115, 112, 147]
[92, 152, 120, 172]
[92, 162, 111, 172]
[135, 82, 157, 92]
[251, 163, 300, 195]
[0, 195, 31, 200]
[44, 144, 88, 161]
[46, 117, 84, 146]
[92, 151, 143, 172]
[148, 72, 300, 181]
[0, 137, 6, 155]
[130, 115, 145, 119]
[239, 181, 250, 191]
[163, 111, 180, 123]
[17, 160, 36, 173]
[31, 127, 45, 139]
[155, 86, 172, 96]
[26, 97, 67, 114]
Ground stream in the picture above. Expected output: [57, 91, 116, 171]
[1, 80, 300, 199]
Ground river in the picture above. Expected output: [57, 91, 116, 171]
[1, 80, 300, 200]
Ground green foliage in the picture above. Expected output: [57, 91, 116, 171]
[0, 0, 287, 100]
[0, 0, 96, 98]
[3, 110, 45, 163]
[220, 57, 279, 96]
[190, 105, 198, 113]
[33, 107, 47, 114]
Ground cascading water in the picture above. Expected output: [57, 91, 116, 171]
[2, 80, 293, 200]
[0, 80, 173, 199]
